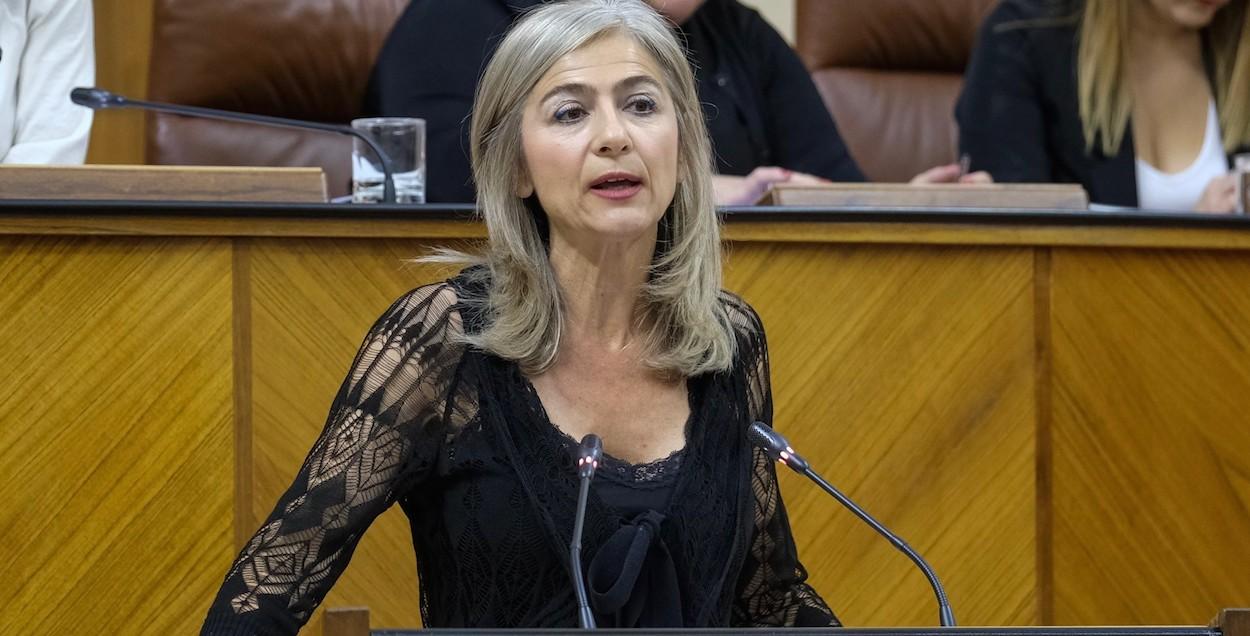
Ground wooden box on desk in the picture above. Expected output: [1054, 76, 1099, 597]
[0, 164, 327, 202]
[758, 183, 1089, 210]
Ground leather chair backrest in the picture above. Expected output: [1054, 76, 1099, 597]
[796, 0, 997, 182]
[146, 0, 409, 197]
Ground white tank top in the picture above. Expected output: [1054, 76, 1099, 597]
[1135, 100, 1229, 211]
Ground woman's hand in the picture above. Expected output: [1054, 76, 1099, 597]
[1195, 174, 1238, 214]
[909, 162, 994, 184]
[713, 167, 829, 206]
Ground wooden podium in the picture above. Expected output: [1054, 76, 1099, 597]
[4, 196, 1250, 634]
[323, 608, 1250, 636]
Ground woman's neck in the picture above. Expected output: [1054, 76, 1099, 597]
[548, 229, 656, 351]
[1127, 6, 1207, 105]
[1129, 5, 1204, 60]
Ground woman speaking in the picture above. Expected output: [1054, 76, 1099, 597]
[200, 0, 835, 631]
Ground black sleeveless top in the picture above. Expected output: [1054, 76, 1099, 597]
[200, 270, 837, 634]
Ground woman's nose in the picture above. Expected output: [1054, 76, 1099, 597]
[593, 111, 631, 156]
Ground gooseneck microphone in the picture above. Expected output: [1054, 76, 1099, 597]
[68, 87, 398, 203]
[747, 421, 957, 627]
[570, 434, 603, 630]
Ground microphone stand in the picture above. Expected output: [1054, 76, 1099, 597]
[571, 434, 603, 630]
[70, 86, 397, 204]
[571, 476, 595, 629]
[799, 465, 956, 627]
[748, 422, 956, 627]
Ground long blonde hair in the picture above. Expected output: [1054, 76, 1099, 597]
[443, 0, 733, 377]
[1078, 0, 1250, 155]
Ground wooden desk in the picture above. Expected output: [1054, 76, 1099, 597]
[3, 201, 1249, 634]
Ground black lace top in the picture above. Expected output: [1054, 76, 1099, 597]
[200, 271, 837, 634]
[596, 450, 681, 516]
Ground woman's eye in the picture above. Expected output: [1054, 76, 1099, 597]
[627, 96, 657, 114]
[554, 105, 586, 123]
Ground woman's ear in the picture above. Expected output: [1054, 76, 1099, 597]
[515, 169, 534, 198]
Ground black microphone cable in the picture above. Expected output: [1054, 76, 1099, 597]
[747, 421, 957, 627]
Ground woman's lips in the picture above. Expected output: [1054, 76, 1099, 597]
[589, 173, 643, 200]
[589, 181, 643, 200]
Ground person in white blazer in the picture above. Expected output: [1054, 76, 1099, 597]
[0, 0, 94, 164]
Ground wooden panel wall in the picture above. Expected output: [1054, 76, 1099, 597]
[726, 243, 1039, 627]
[89, 0, 155, 165]
[0, 236, 234, 633]
[5, 225, 1249, 633]
[1050, 248, 1250, 625]
[247, 239, 468, 632]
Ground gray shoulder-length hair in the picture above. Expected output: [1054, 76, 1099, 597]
[446, 0, 735, 377]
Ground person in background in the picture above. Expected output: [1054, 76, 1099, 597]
[957, 0, 1250, 212]
[0, 0, 94, 164]
[365, 0, 980, 205]
[202, 0, 836, 632]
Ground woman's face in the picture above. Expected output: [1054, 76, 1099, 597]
[1143, 0, 1230, 29]
[518, 32, 679, 247]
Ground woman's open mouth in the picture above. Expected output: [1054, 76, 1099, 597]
[589, 173, 644, 200]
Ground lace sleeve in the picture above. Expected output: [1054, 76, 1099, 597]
[724, 295, 840, 627]
[201, 283, 465, 635]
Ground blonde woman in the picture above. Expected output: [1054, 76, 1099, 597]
[201, 0, 835, 632]
[957, 0, 1250, 212]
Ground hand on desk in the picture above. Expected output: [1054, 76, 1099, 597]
[713, 167, 828, 205]
[910, 162, 994, 185]
[1195, 174, 1238, 214]
[714, 161, 995, 207]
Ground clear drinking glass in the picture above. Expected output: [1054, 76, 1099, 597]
[1235, 153, 1250, 214]
[351, 117, 426, 203]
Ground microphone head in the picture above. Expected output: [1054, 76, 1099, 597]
[70, 87, 125, 110]
[747, 421, 809, 473]
[576, 434, 603, 479]
[747, 421, 786, 456]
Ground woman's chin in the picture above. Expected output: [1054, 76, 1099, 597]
[585, 207, 665, 240]
[1174, 3, 1223, 27]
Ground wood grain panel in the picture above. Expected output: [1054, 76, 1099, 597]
[1034, 249, 1056, 626]
[248, 239, 471, 633]
[89, 0, 156, 165]
[1051, 249, 1250, 625]
[0, 236, 234, 633]
[724, 242, 1039, 627]
[9, 211, 1250, 633]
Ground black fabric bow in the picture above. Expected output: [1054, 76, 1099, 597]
[587, 509, 684, 628]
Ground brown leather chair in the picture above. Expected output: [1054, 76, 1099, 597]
[145, 0, 408, 197]
[796, 0, 997, 183]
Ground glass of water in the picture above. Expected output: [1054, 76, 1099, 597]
[1235, 154, 1250, 214]
[351, 117, 425, 203]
